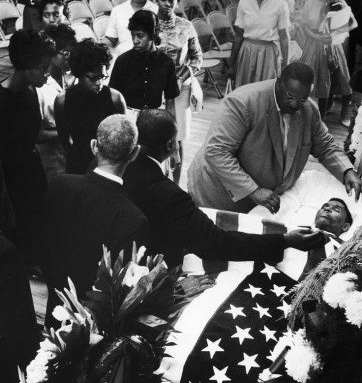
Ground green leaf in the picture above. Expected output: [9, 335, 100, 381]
[112, 250, 124, 278]
[135, 314, 170, 329]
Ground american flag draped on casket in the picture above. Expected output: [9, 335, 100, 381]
[157, 209, 297, 383]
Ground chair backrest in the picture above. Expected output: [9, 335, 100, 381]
[207, 10, 234, 33]
[181, 0, 207, 18]
[16, 2, 25, 15]
[71, 22, 98, 41]
[67, 1, 94, 23]
[192, 17, 213, 37]
[93, 15, 109, 41]
[89, 0, 113, 17]
[15, 15, 23, 30]
[225, 4, 237, 27]
[111, 0, 128, 6]
[0, 1, 20, 22]
[191, 18, 215, 51]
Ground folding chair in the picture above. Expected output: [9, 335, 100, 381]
[181, 0, 207, 20]
[93, 15, 110, 41]
[71, 21, 98, 41]
[192, 18, 224, 98]
[67, 0, 94, 24]
[0, 1, 21, 47]
[225, 4, 237, 28]
[207, 10, 235, 51]
[89, 0, 113, 17]
[16, 2, 25, 15]
[15, 15, 23, 30]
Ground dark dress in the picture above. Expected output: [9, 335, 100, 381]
[0, 233, 39, 383]
[63, 85, 115, 174]
[0, 87, 47, 262]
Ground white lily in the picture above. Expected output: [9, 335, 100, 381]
[122, 261, 149, 288]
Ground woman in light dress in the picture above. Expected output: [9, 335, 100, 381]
[157, 0, 203, 184]
[299, 0, 354, 126]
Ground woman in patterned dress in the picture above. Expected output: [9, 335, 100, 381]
[157, 0, 203, 185]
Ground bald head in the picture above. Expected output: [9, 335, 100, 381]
[96, 114, 138, 164]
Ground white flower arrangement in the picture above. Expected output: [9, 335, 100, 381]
[344, 291, 362, 327]
[322, 271, 358, 309]
[284, 335, 322, 383]
[264, 329, 322, 383]
[323, 272, 362, 328]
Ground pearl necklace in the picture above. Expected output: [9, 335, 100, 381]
[160, 16, 176, 31]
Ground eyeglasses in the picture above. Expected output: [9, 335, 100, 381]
[58, 50, 70, 57]
[281, 80, 308, 104]
[84, 73, 109, 83]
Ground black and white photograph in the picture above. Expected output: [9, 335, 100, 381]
[0, 0, 362, 382]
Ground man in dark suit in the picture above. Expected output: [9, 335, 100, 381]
[39, 114, 149, 325]
[123, 109, 324, 269]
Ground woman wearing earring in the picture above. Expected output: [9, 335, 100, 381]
[54, 39, 126, 174]
[109, 10, 179, 123]
[156, 0, 202, 185]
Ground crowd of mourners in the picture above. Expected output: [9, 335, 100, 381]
[0, 0, 362, 381]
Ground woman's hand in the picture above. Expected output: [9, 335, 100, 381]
[319, 33, 332, 45]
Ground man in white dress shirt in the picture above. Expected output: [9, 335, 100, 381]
[103, 0, 158, 56]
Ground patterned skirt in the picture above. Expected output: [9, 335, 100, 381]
[234, 38, 280, 88]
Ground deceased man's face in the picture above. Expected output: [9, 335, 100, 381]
[315, 200, 351, 237]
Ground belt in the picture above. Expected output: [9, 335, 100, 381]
[244, 38, 276, 45]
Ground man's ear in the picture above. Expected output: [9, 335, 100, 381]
[129, 144, 140, 163]
[166, 139, 173, 153]
[90, 139, 98, 156]
[341, 222, 351, 233]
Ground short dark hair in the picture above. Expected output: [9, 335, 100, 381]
[68, 39, 112, 78]
[281, 62, 314, 87]
[45, 23, 76, 51]
[38, 0, 64, 17]
[128, 10, 160, 45]
[97, 115, 138, 164]
[136, 109, 176, 148]
[9, 29, 56, 70]
[329, 198, 353, 225]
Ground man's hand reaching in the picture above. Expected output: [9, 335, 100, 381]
[284, 228, 324, 251]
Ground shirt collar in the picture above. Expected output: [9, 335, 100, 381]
[94, 167, 123, 185]
[273, 81, 282, 113]
[147, 156, 163, 171]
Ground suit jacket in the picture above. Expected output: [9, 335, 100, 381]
[123, 155, 285, 269]
[0, 234, 38, 383]
[39, 171, 149, 325]
[188, 79, 353, 213]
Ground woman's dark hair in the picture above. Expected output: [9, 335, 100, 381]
[68, 38, 112, 78]
[9, 29, 56, 70]
[128, 10, 160, 45]
[38, 0, 64, 17]
[45, 23, 76, 51]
